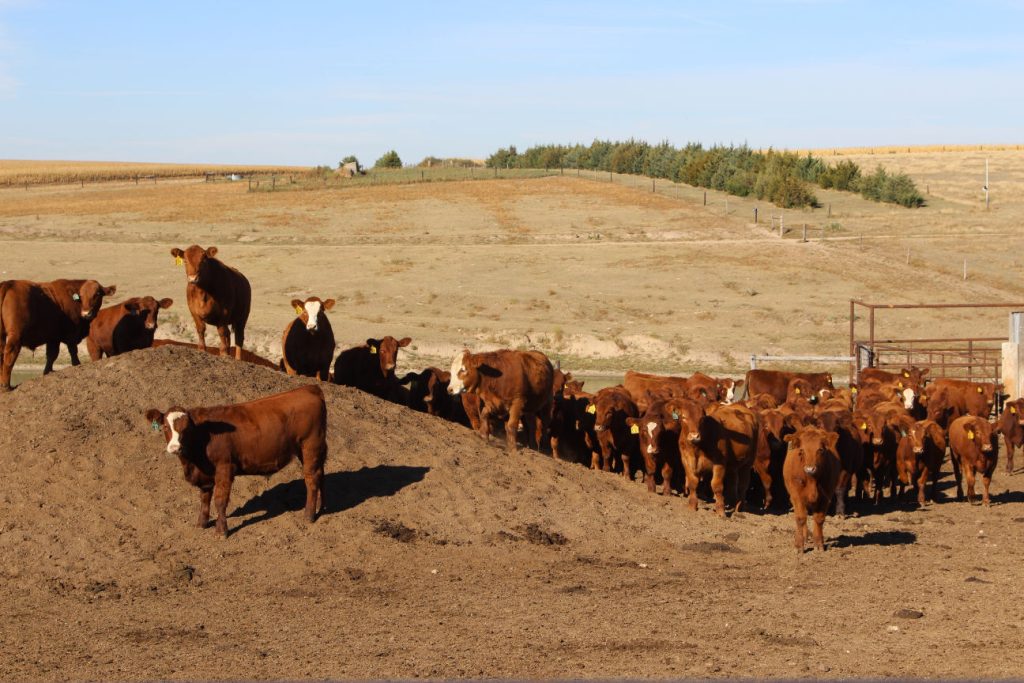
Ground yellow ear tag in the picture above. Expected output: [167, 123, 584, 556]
[175, 256, 183, 266]
[586, 404, 596, 414]
[630, 424, 640, 435]
[369, 346, 377, 354]
[903, 372, 910, 378]
[860, 422, 867, 430]
[851, 387, 858, 394]
[977, 387, 983, 394]
[1012, 406, 1018, 414]
[294, 305, 303, 315]
[897, 381, 903, 389]
[967, 430, 975, 439]
[794, 388, 801, 395]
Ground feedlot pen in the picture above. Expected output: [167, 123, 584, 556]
[849, 300, 1024, 385]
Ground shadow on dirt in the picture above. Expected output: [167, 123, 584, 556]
[227, 465, 430, 534]
[831, 530, 917, 548]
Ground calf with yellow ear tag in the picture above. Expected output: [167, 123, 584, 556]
[281, 297, 336, 381]
[998, 398, 1024, 474]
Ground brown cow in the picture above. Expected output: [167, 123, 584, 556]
[948, 415, 998, 506]
[745, 369, 834, 405]
[676, 401, 758, 516]
[400, 367, 450, 416]
[151, 339, 280, 370]
[333, 336, 411, 400]
[281, 297, 336, 381]
[783, 426, 841, 553]
[144, 384, 327, 536]
[860, 366, 929, 390]
[753, 407, 802, 509]
[170, 245, 251, 360]
[997, 398, 1024, 474]
[626, 397, 689, 495]
[549, 387, 597, 465]
[588, 386, 641, 477]
[446, 349, 554, 452]
[930, 378, 1001, 419]
[0, 278, 116, 389]
[623, 370, 689, 412]
[816, 408, 864, 517]
[862, 402, 914, 504]
[900, 420, 947, 505]
[86, 296, 173, 360]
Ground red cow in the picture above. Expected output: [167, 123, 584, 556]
[281, 297, 336, 381]
[144, 384, 327, 537]
[626, 397, 689, 495]
[783, 426, 841, 553]
[997, 398, 1024, 474]
[446, 348, 554, 452]
[948, 415, 998, 506]
[587, 386, 641, 477]
[676, 402, 757, 516]
[900, 420, 947, 506]
[170, 245, 251, 360]
[0, 278, 116, 389]
[333, 336, 411, 400]
[87, 295, 173, 360]
[745, 369, 833, 405]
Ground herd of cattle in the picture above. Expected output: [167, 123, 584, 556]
[0, 245, 1019, 550]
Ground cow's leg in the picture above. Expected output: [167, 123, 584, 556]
[86, 336, 102, 362]
[477, 405, 492, 443]
[792, 498, 808, 553]
[505, 402, 524, 452]
[0, 337, 20, 390]
[301, 441, 327, 522]
[964, 465, 977, 504]
[216, 325, 231, 358]
[951, 456, 964, 501]
[811, 509, 827, 551]
[710, 462, 727, 518]
[66, 341, 81, 367]
[917, 466, 929, 506]
[197, 487, 212, 528]
[734, 463, 751, 514]
[43, 340, 60, 374]
[681, 449, 699, 509]
[192, 315, 207, 351]
[659, 457, 673, 496]
[233, 323, 245, 360]
[642, 450, 658, 494]
[213, 467, 234, 537]
[754, 456, 773, 510]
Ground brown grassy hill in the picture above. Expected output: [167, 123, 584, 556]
[2, 346, 1024, 680]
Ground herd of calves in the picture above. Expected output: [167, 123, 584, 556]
[0, 245, 1016, 551]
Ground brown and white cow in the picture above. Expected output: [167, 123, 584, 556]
[170, 245, 251, 360]
[145, 384, 327, 537]
[745, 369, 833, 405]
[948, 415, 998, 506]
[860, 366, 929, 391]
[447, 348, 554, 452]
[0, 278, 116, 389]
[626, 397, 690, 495]
[997, 398, 1024, 474]
[333, 336, 411, 400]
[86, 295, 173, 360]
[281, 297, 336, 381]
[783, 426, 841, 553]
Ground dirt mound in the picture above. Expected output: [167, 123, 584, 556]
[2, 346, 1024, 680]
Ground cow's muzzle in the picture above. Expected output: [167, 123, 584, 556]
[687, 432, 700, 443]
[803, 465, 817, 475]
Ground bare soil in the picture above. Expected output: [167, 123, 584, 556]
[1, 346, 1024, 680]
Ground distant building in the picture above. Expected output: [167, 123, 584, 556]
[337, 161, 364, 177]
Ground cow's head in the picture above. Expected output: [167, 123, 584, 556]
[908, 419, 945, 455]
[366, 336, 411, 377]
[400, 368, 449, 415]
[290, 297, 335, 333]
[145, 407, 192, 456]
[787, 378, 816, 405]
[77, 280, 117, 320]
[1004, 398, 1024, 427]
[718, 378, 743, 404]
[171, 245, 219, 286]
[667, 397, 704, 446]
[962, 417, 995, 457]
[625, 405, 672, 457]
[124, 296, 173, 330]
[784, 426, 839, 477]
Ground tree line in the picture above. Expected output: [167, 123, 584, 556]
[485, 140, 925, 209]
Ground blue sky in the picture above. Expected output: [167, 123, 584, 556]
[1, 0, 1021, 165]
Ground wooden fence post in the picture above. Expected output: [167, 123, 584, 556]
[703, 191, 706, 206]
[753, 207, 758, 224]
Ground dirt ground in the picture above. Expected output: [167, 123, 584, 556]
[1, 347, 1024, 680]
[1, 150, 1023, 378]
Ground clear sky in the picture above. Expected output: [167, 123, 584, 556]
[1, 0, 1021, 165]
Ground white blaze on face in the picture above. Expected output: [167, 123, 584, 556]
[165, 411, 186, 455]
[902, 387, 915, 410]
[447, 353, 466, 395]
[723, 382, 735, 404]
[646, 421, 658, 453]
[303, 300, 322, 331]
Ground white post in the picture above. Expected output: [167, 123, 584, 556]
[985, 158, 990, 210]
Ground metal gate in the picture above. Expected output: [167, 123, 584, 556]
[848, 300, 1024, 384]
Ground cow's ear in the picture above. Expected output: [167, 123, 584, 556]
[783, 433, 798, 444]
[170, 248, 184, 258]
[366, 338, 381, 349]
[826, 432, 840, 450]
[102, 285, 117, 296]
[124, 300, 140, 313]
[734, 379, 745, 388]
[439, 371, 451, 383]
[397, 372, 417, 386]
[398, 337, 412, 347]
[322, 299, 336, 310]
[144, 408, 163, 423]
[205, 246, 218, 257]
[159, 298, 173, 309]
[290, 299, 304, 313]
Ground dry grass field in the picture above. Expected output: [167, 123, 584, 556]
[0, 160, 307, 185]
[1, 149, 1022, 378]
